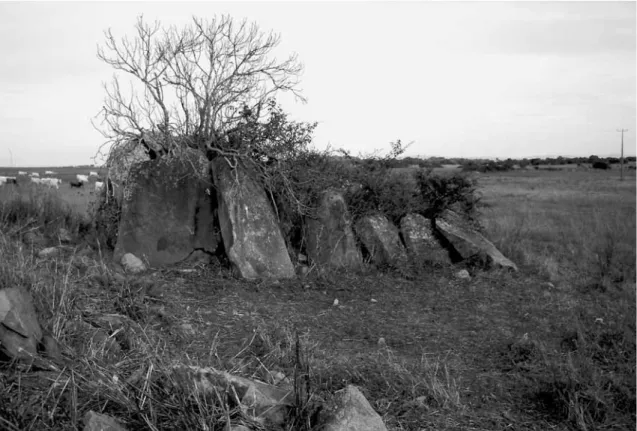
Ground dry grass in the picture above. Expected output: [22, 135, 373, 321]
[0, 168, 634, 430]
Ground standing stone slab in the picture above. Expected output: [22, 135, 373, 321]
[114, 154, 217, 267]
[435, 209, 518, 271]
[0, 287, 43, 362]
[305, 190, 362, 268]
[400, 213, 451, 265]
[355, 215, 407, 267]
[212, 159, 295, 279]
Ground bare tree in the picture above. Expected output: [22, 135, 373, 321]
[94, 15, 306, 163]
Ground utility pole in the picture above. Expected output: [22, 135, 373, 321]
[617, 129, 628, 181]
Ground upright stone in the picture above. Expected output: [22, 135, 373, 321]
[355, 214, 407, 267]
[400, 213, 451, 265]
[114, 153, 217, 267]
[305, 190, 362, 268]
[212, 159, 295, 279]
[435, 209, 518, 271]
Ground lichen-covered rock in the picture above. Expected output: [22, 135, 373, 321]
[355, 215, 406, 267]
[321, 385, 387, 431]
[305, 190, 362, 269]
[212, 159, 295, 279]
[400, 213, 451, 265]
[435, 210, 518, 271]
[0, 287, 43, 362]
[114, 153, 217, 267]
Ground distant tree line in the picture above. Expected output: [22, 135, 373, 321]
[336, 155, 637, 173]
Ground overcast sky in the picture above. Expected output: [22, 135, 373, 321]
[0, 1, 635, 166]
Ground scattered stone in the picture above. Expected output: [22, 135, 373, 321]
[455, 269, 471, 280]
[180, 323, 196, 336]
[435, 210, 518, 271]
[400, 213, 451, 265]
[171, 365, 294, 428]
[57, 228, 72, 243]
[83, 410, 128, 431]
[305, 189, 362, 269]
[355, 215, 407, 267]
[212, 159, 295, 280]
[114, 152, 217, 267]
[146, 282, 168, 298]
[378, 337, 386, 347]
[0, 287, 43, 362]
[296, 265, 310, 278]
[333, 299, 339, 306]
[65, 320, 121, 359]
[120, 253, 146, 274]
[38, 247, 60, 258]
[370, 298, 377, 303]
[23, 231, 46, 247]
[320, 385, 388, 431]
[40, 334, 62, 361]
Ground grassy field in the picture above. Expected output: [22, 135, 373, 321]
[0, 168, 634, 430]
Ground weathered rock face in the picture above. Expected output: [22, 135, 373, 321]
[321, 385, 388, 431]
[435, 210, 518, 271]
[305, 190, 362, 269]
[114, 154, 217, 267]
[355, 215, 407, 267]
[212, 159, 295, 279]
[400, 213, 451, 265]
[0, 287, 43, 362]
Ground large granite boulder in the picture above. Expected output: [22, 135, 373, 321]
[355, 214, 407, 267]
[305, 189, 362, 269]
[400, 213, 451, 265]
[0, 287, 43, 362]
[212, 159, 295, 279]
[114, 153, 217, 267]
[435, 209, 518, 271]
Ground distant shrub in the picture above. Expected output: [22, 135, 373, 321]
[592, 161, 610, 170]
[414, 171, 480, 220]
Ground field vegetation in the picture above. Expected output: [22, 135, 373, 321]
[0, 163, 634, 430]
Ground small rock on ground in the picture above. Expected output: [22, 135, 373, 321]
[321, 385, 387, 431]
[38, 247, 60, 258]
[83, 411, 127, 431]
[120, 253, 146, 274]
[455, 269, 471, 280]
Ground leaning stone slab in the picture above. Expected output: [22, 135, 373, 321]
[171, 365, 293, 428]
[400, 213, 451, 265]
[435, 210, 518, 271]
[355, 215, 407, 267]
[212, 159, 295, 279]
[305, 189, 362, 269]
[114, 153, 217, 267]
[0, 287, 43, 362]
[321, 385, 388, 431]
